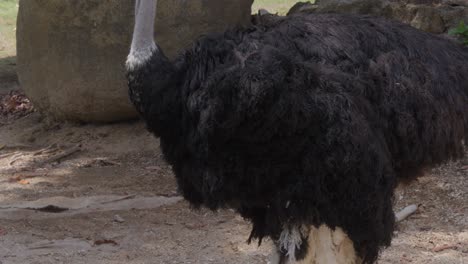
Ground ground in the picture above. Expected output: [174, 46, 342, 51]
[0, 1, 467, 264]
[0, 92, 466, 264]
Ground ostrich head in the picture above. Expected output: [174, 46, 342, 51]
[126, 0, 158, 70]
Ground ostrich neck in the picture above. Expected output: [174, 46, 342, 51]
[126, 0, 178, 138]
[126, 0, 158, 70]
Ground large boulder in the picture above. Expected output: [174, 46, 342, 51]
[293, 0, 467, 34]
[17, 0, 253, 122]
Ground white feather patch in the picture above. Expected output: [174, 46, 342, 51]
[126, 43, 157, 71]
[279, 226, 305, 263]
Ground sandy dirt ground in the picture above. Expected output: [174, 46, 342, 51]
[0, 83, 467, 264]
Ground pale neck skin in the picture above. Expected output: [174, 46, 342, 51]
[126, 0, 158, 70]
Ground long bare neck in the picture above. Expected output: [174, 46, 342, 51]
[126, 0, 158, 70]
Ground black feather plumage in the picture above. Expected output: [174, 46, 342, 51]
[127, 13, 468, 263]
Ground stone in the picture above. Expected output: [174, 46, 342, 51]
[287, 2, 318, 15]
[113, 214, 125, 223]
[410, 6, 446, 33]
[17, 0, 253, 122]
[299, 0, 467, 34]
[313, 0, 387, 14]
[444, 0, 468, 7]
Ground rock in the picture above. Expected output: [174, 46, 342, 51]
[252, 9, 284, 26]
[258, 8, 272, 16]
[287, 2, 318, 15]
[113, 214, 125, 223]
[154, 0, 253, 59]
[409, 5, 446, 33]
[17, 0, 253, 122]
[299, 0, 467, 34]
[313, 0, 387, 14]
[442, 0, 468, 7]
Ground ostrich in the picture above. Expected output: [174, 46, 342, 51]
[126, 0, 468, 263]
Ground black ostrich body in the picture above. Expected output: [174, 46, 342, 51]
[127, 12, 468, 263]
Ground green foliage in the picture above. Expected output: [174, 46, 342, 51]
[0, 0, 18, 82]
[449, 21, 468, 46]
[0, 0, 19, 58]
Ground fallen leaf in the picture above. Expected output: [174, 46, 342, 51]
[432, 244, 458, 252]
[0, 90, 34, 119]
[83, 159, 120, 168]
[18, 179, 30, 185]
[9, 173, 44, 184]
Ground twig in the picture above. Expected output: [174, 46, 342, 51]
[0, 144, 34, 151]
[100, 159, 121, 166]
[100, 195, 136, 205]
[8, 171, 47, 183]
[32, 144, 59, 156]
[9, 153, 27, 165]
[432, 244, 458, 253]
[395, 204, 419, 222]
[4, 144, 56, 165]
[83, 158, 121, 167]
[0, 152, 17, 159]
[35, 145, 82, 165]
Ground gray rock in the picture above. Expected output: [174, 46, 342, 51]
[287, 2, 319, 15]
[17, 0, 253, 122]
[298, 0, 467, 34]
[113, 214, 125, 223]
[409, 5, 446, 33]
[314, 0, 388, 14]
[442, 0, 468, 6]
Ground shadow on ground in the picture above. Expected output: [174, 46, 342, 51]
[0, 56, 18, 90]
